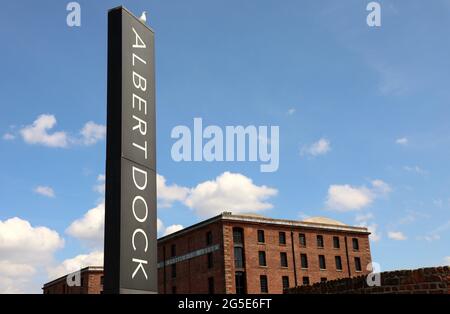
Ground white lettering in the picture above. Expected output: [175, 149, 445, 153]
[131, 258, 148, 279]
[132, 229, 149, 252]
[132, 166, 148, 190]
[132, 196, 148, 223]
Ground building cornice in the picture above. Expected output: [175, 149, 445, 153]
[157, 212, 369, 243]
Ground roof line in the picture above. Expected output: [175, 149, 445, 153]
[42, 266, 103, 288]
[158, 212, 369, 242]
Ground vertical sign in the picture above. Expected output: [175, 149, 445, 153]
[104, 6, 157, 294]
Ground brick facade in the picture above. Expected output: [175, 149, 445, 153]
[43, 213, 372, 294]
[285, 266, 450, 294]
[43, 267, 104, 294]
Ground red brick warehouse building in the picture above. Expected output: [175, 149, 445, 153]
[43, 212, 372, 294]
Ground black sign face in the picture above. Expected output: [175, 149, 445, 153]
[104, 6, 157, 294]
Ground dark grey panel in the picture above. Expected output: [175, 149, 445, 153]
[104, 6, 157, 294]
[120, 158, 157, 291]
[121, 10, 156, 171]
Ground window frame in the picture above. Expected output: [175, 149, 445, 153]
[258, 251, 267, 267]
[333, 236, 340, 249]
[300, 253, 308, 269]
[355, 257, 362, 272]
[279, 231, 286, 245]
[317, 235, 324, 248]
[260, 275, 268, 293]
[352, 238, 360, 251]
[257, 230, 265, 243]
[299, 233, 306, 247]
[335, 255, 343, 271]
[280, 252, 288, 268]
[319, 255, 327, 270]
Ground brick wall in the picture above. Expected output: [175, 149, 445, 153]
[43, 270, 103, 294]
[223, 221, 371, 294]
[157, 221, 225, 294]
[285, 266, 450, 294]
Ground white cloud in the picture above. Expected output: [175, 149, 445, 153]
[355, 212, 374, 224]
[97, 174, 106, 181]
[388, 231, 407, 241]
[184, 172, 278, 217]
[287, 108, 296, 115]
[301, 138, 331, 157]
[20, 114, 68, 148]
[354, 212, 381, 243]
[0, 260, 36, 278]
[367, 224, 381, 242]
[423, 234, 440, 242]
[0, 217, 64, 260]
[157, 174, 189, 208]
[444, 256, 450, 266]
[403, 165, 428, 175]
[157, 218, 164, 234]
[326, 180, 391, 212]
[396, 137, 408, 146]
[371, 179, 392, 196]
[157, 219, 183, 236]
[19, 114, 105, 148]
[34, 185, 55, 198]
[93, 174, 105, 194]
[376, 65, 409, 96]
[80, 121, 106, 145]
[0, 217, 64, 293]
[66, 203, 104, 248]
[163, 225, 184, 236]
[420, 220, 450, 242]
[2, 133, 15, 140]
[326, 185, 373, 211]
[47, 251, 103, 281]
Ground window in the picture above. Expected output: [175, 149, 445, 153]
[234, 247, 244, 268]
[172, 286, 177, 294]
[100, 276, 104, 285]
[260, 275, 268, 293]
[302, 276, 310, 285]
[279, 232, 286, 245]
[207, 252, 214, 269]
[335, 256, 343, 271]
[299, 233, 306, 247]
[171, 264, 177, 278]
[257, 230, 265, 243]
[352, 238, 359, 251]
[81, 277, 84, 287]
[235, 272, 246, 294]
[320, 277, 327, 282]
[206, 231, 213, 246]
[317, 235, 324, 248]
[300, 254, 308, 269]
[355, 257, 362, 272]
[282, 276, 290, 290]
[233, 228, 243, 245]
[333, 236, 340, 249]
[208, 277, 214, 294]
[319, 255, 326, 270]
[171, 244, 176, 257]
[280, 252, 288, 267]
[259, 251, 267, 266]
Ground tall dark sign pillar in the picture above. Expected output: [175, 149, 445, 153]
[104, 6, 157, 294]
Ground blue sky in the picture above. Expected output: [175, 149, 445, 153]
[1, 0, 450, 293]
